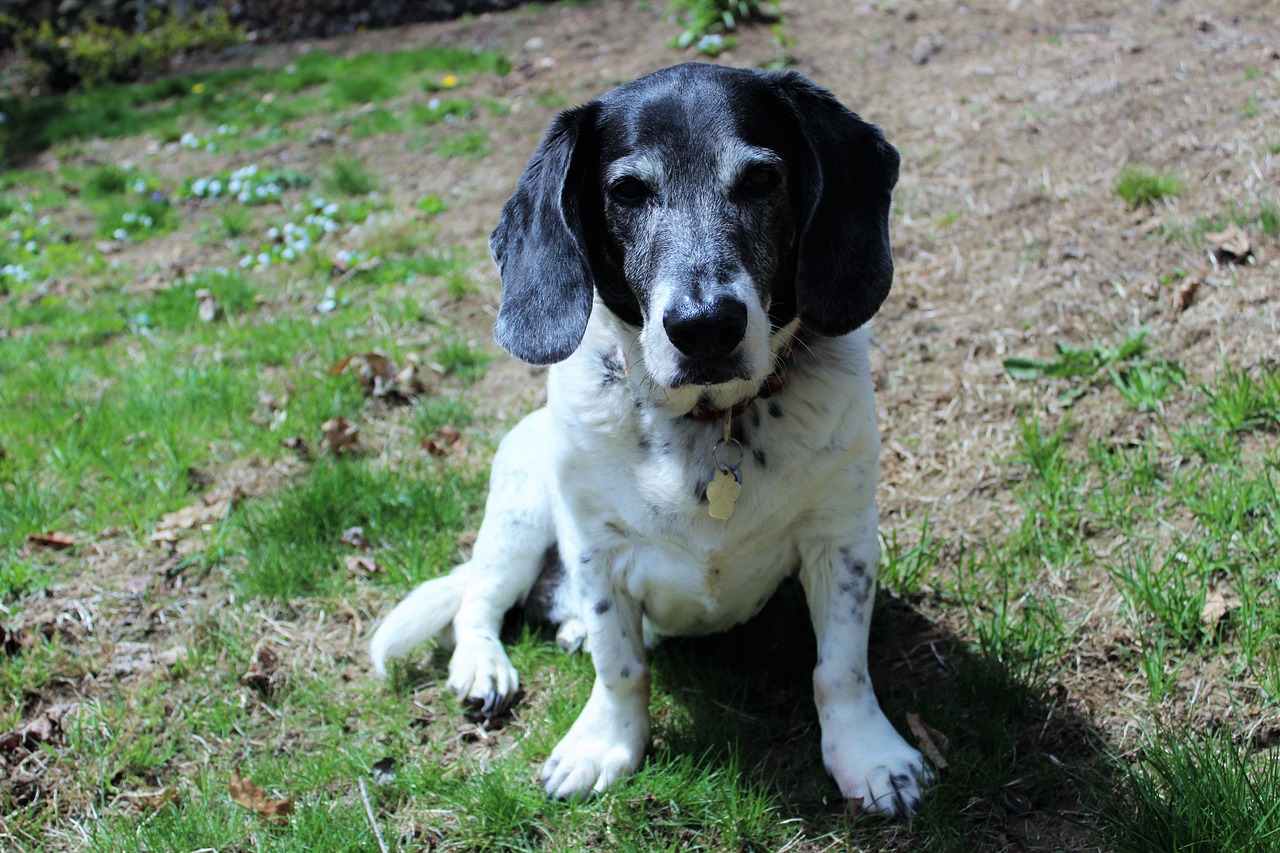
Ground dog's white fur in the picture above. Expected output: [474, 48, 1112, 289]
[370, 63, 931, 817]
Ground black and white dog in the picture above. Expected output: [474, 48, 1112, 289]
[371, 62, 931, 816]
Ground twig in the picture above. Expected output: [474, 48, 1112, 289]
[358, 777, 389, 853]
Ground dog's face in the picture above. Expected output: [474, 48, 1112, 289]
[588, 74, 801, 389]
[491, 63, 900, 394]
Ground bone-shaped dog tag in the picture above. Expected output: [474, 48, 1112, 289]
[707, 467, 742, 520]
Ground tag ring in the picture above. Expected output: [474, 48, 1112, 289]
[712, 437, 744, 473]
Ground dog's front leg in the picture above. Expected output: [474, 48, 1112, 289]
[799, 525, 932, 818]
[540, 550, 649, 799]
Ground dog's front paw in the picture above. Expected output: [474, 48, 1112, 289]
[540, 689, 649, 799]
[447, 635, 519, 716]
[824, 711, 933, 818]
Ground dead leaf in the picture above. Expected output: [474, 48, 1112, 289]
[196, 288, 222, 322]
[333, 352, 395, 389]
[1176, 275, 1202, 312]
[339, 526, 373, 551]
[321, 416, 360, 455]
[27, 532, 76, 550]
[370, 756, 397, 785]
[149, 487, 241, 544]
[906, 712, 950, 770]
[280, 436, 312, 460]
[2, 703, 79, 751]
[241, 642, 282, 697]
[1201, 584, 1238, 636]
[2, 626, 23, 657]
[422, 425, 466, 458]
[333, 352, 424, 401]
[344, 555, 384, 576]
[228, 771, 293, 824]
[395, 362, 427, 397]
[1205, 222, 1251, 261]
[107, 641, 155, 677]
[126, 787, 181, 811]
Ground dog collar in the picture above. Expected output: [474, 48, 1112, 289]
[687, 326, 801, 422]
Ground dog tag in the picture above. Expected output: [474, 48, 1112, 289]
[707, 467, 742, 520]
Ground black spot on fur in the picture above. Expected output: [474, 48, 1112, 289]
[731, 417, 748, 445]
[749, 406, 761, 428]
[638, 434, 652, 452]
[594, 599, 612, 615]
[620, 666, 632, 679]
[599, 349, 626, 386]
[768, 401, 784, 418]
[752, 448, 767, 467]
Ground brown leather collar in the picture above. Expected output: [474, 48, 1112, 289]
[687, 327, 802, 422]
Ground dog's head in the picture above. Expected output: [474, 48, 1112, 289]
[490, 62, 899, 394]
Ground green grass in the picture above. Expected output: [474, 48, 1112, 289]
[0, 45, 509, 162]
[1098, 731, 1280, 853]
[1114, 165, 1184, 208]
[3, 26, 1280, 853]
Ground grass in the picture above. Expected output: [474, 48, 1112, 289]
[1114, 165, 1184, 208]
[2, 21, 1280, 853]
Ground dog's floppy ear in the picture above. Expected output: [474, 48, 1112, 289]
[490, 103, 599, 365]
[775, 73, 900, 337]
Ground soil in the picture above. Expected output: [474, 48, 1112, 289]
[5, 0, 1279, 849]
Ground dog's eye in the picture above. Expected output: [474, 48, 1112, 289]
[608, 177, 651, 206]
[738, 166, 781, 197]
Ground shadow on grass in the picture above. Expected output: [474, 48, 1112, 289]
[634, 582, 1110, 851]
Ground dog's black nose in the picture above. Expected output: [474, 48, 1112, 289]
[663, 296, 748, 360]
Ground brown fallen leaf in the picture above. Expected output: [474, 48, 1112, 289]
[149, 487, 242, 544]
[422, 424, 466, 458]
[1175, 274, 1202, 313]
[906, 712, 950, 770]
[332, 352, 425, 401]
[1205, 222, 1251, 261]
[321, 416, 360, 455]
[280, 436, 312, 460]
[27, 531, 76, 550]
[126, 787, 182, 811]
[339, 526, 373, 551]
[241, 642, 282, 697]
[2, 703, 79, 751]
[228, 771, 293, 824]
[344, 554, 384, 576]
[1201, 584, 1238, 636]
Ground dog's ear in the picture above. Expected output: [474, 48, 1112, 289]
[490, 104, 599, 365]
[775, 73, 900, 337]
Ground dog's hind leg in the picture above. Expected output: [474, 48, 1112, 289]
[369, 409, 557, 715]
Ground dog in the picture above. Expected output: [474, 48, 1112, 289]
[370, 62, 931, 817]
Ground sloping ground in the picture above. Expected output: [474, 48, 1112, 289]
[1, 1, 1278, 850]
